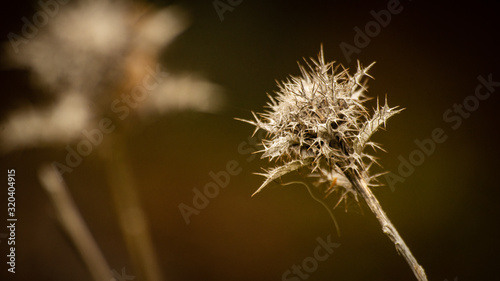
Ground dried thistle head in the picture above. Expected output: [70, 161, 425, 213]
[240, 47, 403, 208]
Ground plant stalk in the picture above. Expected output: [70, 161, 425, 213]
[345, 169, 428, 281]
[106, 137, 163, 281]
[38, 164, 113, 281]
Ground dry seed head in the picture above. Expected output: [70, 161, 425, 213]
[240, 47, 403, 207]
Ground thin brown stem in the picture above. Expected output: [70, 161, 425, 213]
[280, 181, 341, 237]
[38, 164, 113, 281]
[345, 169, 428, 281]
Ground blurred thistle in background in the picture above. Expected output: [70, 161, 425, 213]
[1, 1, 223, 280]
[1, 0, 223, 152]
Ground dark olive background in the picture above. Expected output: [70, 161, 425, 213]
[1, 0, 499, 280]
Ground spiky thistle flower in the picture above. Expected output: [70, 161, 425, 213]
[239, 47, 428, 281]
[241, 48, 401, 202]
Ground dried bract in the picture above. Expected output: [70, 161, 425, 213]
[240, 48, 402, 206]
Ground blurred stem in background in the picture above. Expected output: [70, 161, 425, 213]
[107, 134, 163, 281]
[38, 136, 164, 281]
[38, 165, 114, 281]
